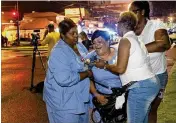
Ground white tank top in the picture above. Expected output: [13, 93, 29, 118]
[119, 31, 155, 85]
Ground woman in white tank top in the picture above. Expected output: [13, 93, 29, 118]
[95, 11, 160, 123]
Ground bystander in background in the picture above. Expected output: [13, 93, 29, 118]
[41, 24, 60, 58]
[79, 31, 92, 51]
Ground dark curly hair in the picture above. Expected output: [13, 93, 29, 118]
[131, 1, 150, 19]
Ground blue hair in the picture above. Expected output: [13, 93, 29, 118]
[91, 30, 110, 42]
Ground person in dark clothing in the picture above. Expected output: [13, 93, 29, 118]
[4, 37, 8, 47]
[79, 31, 92, 51]
[1, 35, 5, 47]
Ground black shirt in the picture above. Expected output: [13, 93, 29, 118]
[82, 39, 92, 51]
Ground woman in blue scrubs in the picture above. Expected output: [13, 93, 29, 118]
[43, 18, 93, 123]
[89, 30, 122, 123]
[90, 30, 122, 103]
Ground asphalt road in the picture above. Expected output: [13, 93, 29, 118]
[1, 46, 176, 123]
[1, 48, 49, 123]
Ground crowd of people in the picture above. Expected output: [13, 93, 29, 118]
[41, 1, 171, 123]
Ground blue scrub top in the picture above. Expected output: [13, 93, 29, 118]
[43, 39, 90, 114]
[92, 47, 122, 94]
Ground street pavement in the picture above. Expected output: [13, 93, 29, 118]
[1, 45, 176, 123]
[2, 46, 48, 123]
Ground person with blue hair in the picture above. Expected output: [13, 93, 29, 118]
[90, 30, 122, 96]
[94, 11, 160, 123]
[89, 30, 123, 122]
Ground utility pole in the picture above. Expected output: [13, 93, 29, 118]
[79, 6, 82, 21]
[16, 1, 20, 46]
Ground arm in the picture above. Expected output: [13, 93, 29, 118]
[43, 29, 48, 40]
[145, 29, 171, 53]
[90, 80, 108, 105]
[105, 38, 130, 74]
[41, 34, 50, 46]
[51, 49, 92, 87]
[53, 64, 92, 87]
[90, 80, 98, 96]
[80, 70, 92, 81]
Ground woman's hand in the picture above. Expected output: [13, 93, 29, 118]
[95, 94, 108, 105]
[95, 59, 106, 69]
[87, 70, 93, 78]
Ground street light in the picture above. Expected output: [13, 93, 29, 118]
[16, 1, 20, 46]
[12, 11, 18, 18]
[12, 12, 17, 16]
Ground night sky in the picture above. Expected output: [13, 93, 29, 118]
[2, 1, 176, 20]
[1, 1, 89, 19]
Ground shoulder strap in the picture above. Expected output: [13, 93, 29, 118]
[95, 81, 137, 92]
[122, 81, 137, 91]
[95, 82, 112, 90]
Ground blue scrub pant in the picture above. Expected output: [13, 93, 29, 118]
[46, 104, 89, 123]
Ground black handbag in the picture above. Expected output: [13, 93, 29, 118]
[91, 81, 137, 123]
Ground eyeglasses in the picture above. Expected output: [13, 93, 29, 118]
[131, 9, 141, 14]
